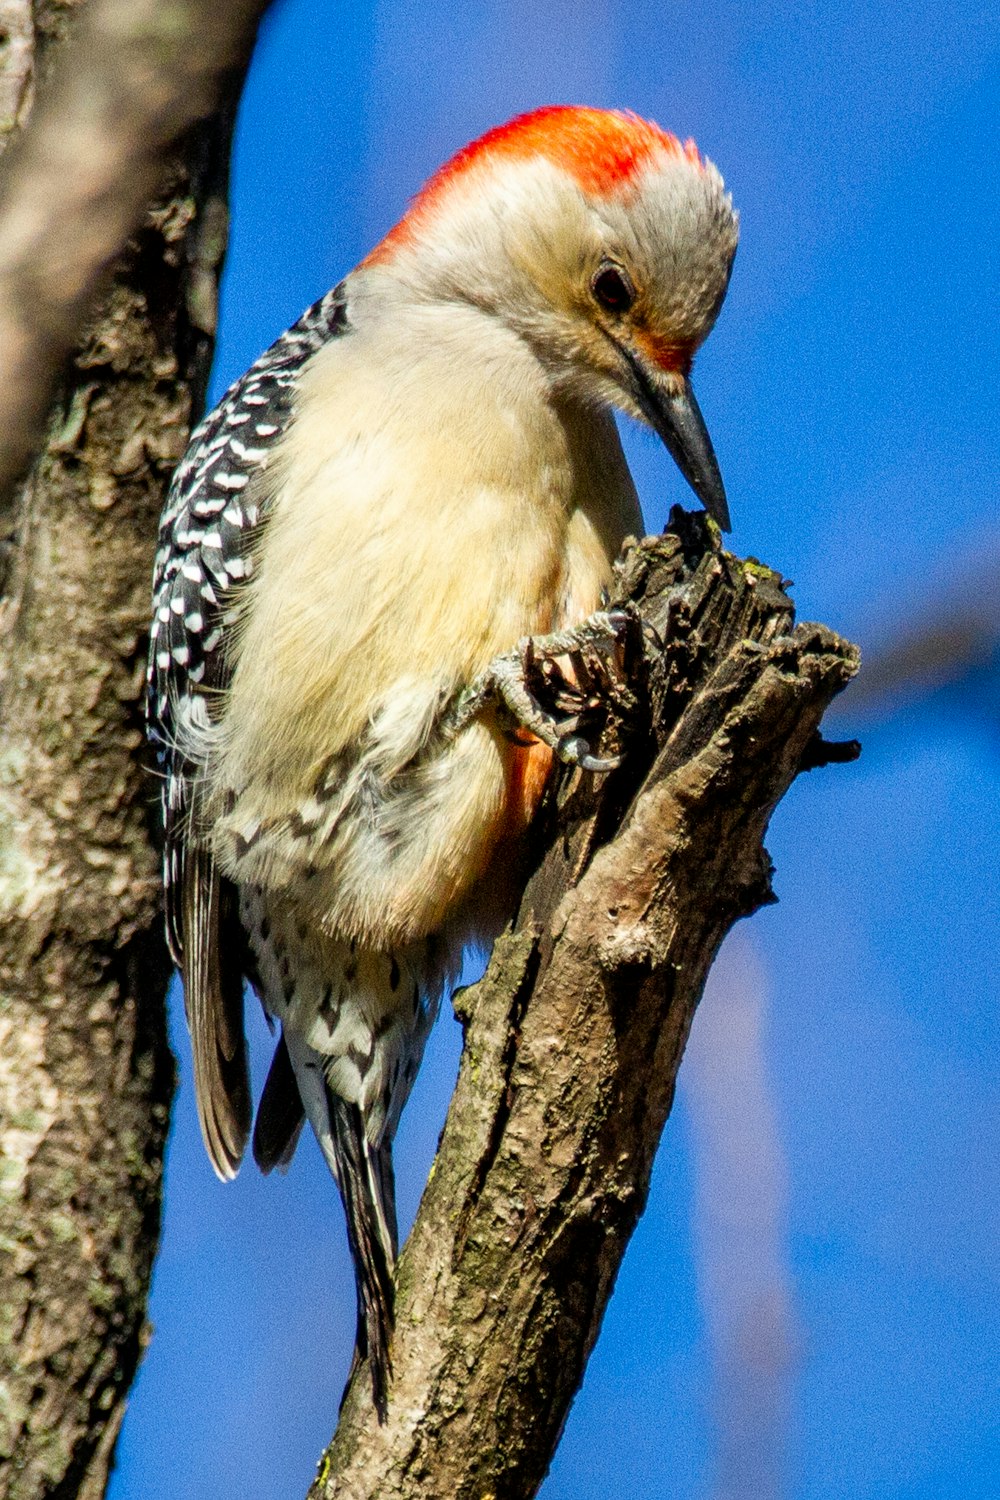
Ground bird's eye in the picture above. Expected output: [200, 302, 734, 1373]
[591, 264, 635, 314]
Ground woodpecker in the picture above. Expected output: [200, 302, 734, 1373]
[147, 105, 738, 1416]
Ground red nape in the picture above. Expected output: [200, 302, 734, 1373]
[364, 105, 703, 266]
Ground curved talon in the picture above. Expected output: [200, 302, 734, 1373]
[580, 751, 623, 773]
[597, 607, 647, 663]
[556, 732, 622, 774]
[451, 609, 637, 766]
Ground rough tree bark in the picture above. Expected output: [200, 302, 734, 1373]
[314, 514, 858, 1499]
[0, 3, 268, 1496]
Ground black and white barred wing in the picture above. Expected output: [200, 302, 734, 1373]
[147, 286, 349, 1177]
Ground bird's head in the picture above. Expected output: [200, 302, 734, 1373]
[364, 106, 739, 528]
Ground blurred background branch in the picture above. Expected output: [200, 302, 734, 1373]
[843, 550, 1000, 731]
[681, 928, 798, 1500]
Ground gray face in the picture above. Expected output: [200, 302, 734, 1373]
[597, 156, 740, 349]
[569, 157, 739, 528]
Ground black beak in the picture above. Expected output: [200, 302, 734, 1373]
[623, 351, 731, 531]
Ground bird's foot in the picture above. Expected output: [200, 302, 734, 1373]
[450, 608, 643, 771]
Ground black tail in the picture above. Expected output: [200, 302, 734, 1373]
[253, 1032, 306, 1174]
[329, 1094, 397, 1421]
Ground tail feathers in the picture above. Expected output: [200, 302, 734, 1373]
[329, 1094, 397, 1421]
[182, 848, 251, 1179]
[253, 1033, 306, 1173]
[374, 1137, 399, 1264]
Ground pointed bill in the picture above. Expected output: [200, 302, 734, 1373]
[650, 379, 731, 532]
[623, 352, 731, 531]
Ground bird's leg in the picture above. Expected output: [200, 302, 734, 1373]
[447, 608, 643, 772]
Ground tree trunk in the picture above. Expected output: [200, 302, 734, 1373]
[0, 4, 263, 1494]
[313, 514, 858, 1499]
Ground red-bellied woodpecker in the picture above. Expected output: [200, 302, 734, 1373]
[147, 105, 738, 1416]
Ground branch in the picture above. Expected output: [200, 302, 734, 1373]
[0, 0, 273, 510]
[313, 511, 859, 1499]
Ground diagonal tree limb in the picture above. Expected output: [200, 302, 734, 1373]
[312, 513, 859, 1500]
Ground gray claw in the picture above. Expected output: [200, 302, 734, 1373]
[580, 752, 623, 773]
[449, 608, 636, 773]
[557, 733, 622, 774]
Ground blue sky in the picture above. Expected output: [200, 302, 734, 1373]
[110, 3, 999, 1496]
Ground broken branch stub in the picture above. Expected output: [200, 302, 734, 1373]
[313, 508, 859, 1500]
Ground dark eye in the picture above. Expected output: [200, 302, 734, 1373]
[591, 263, 635, 314]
